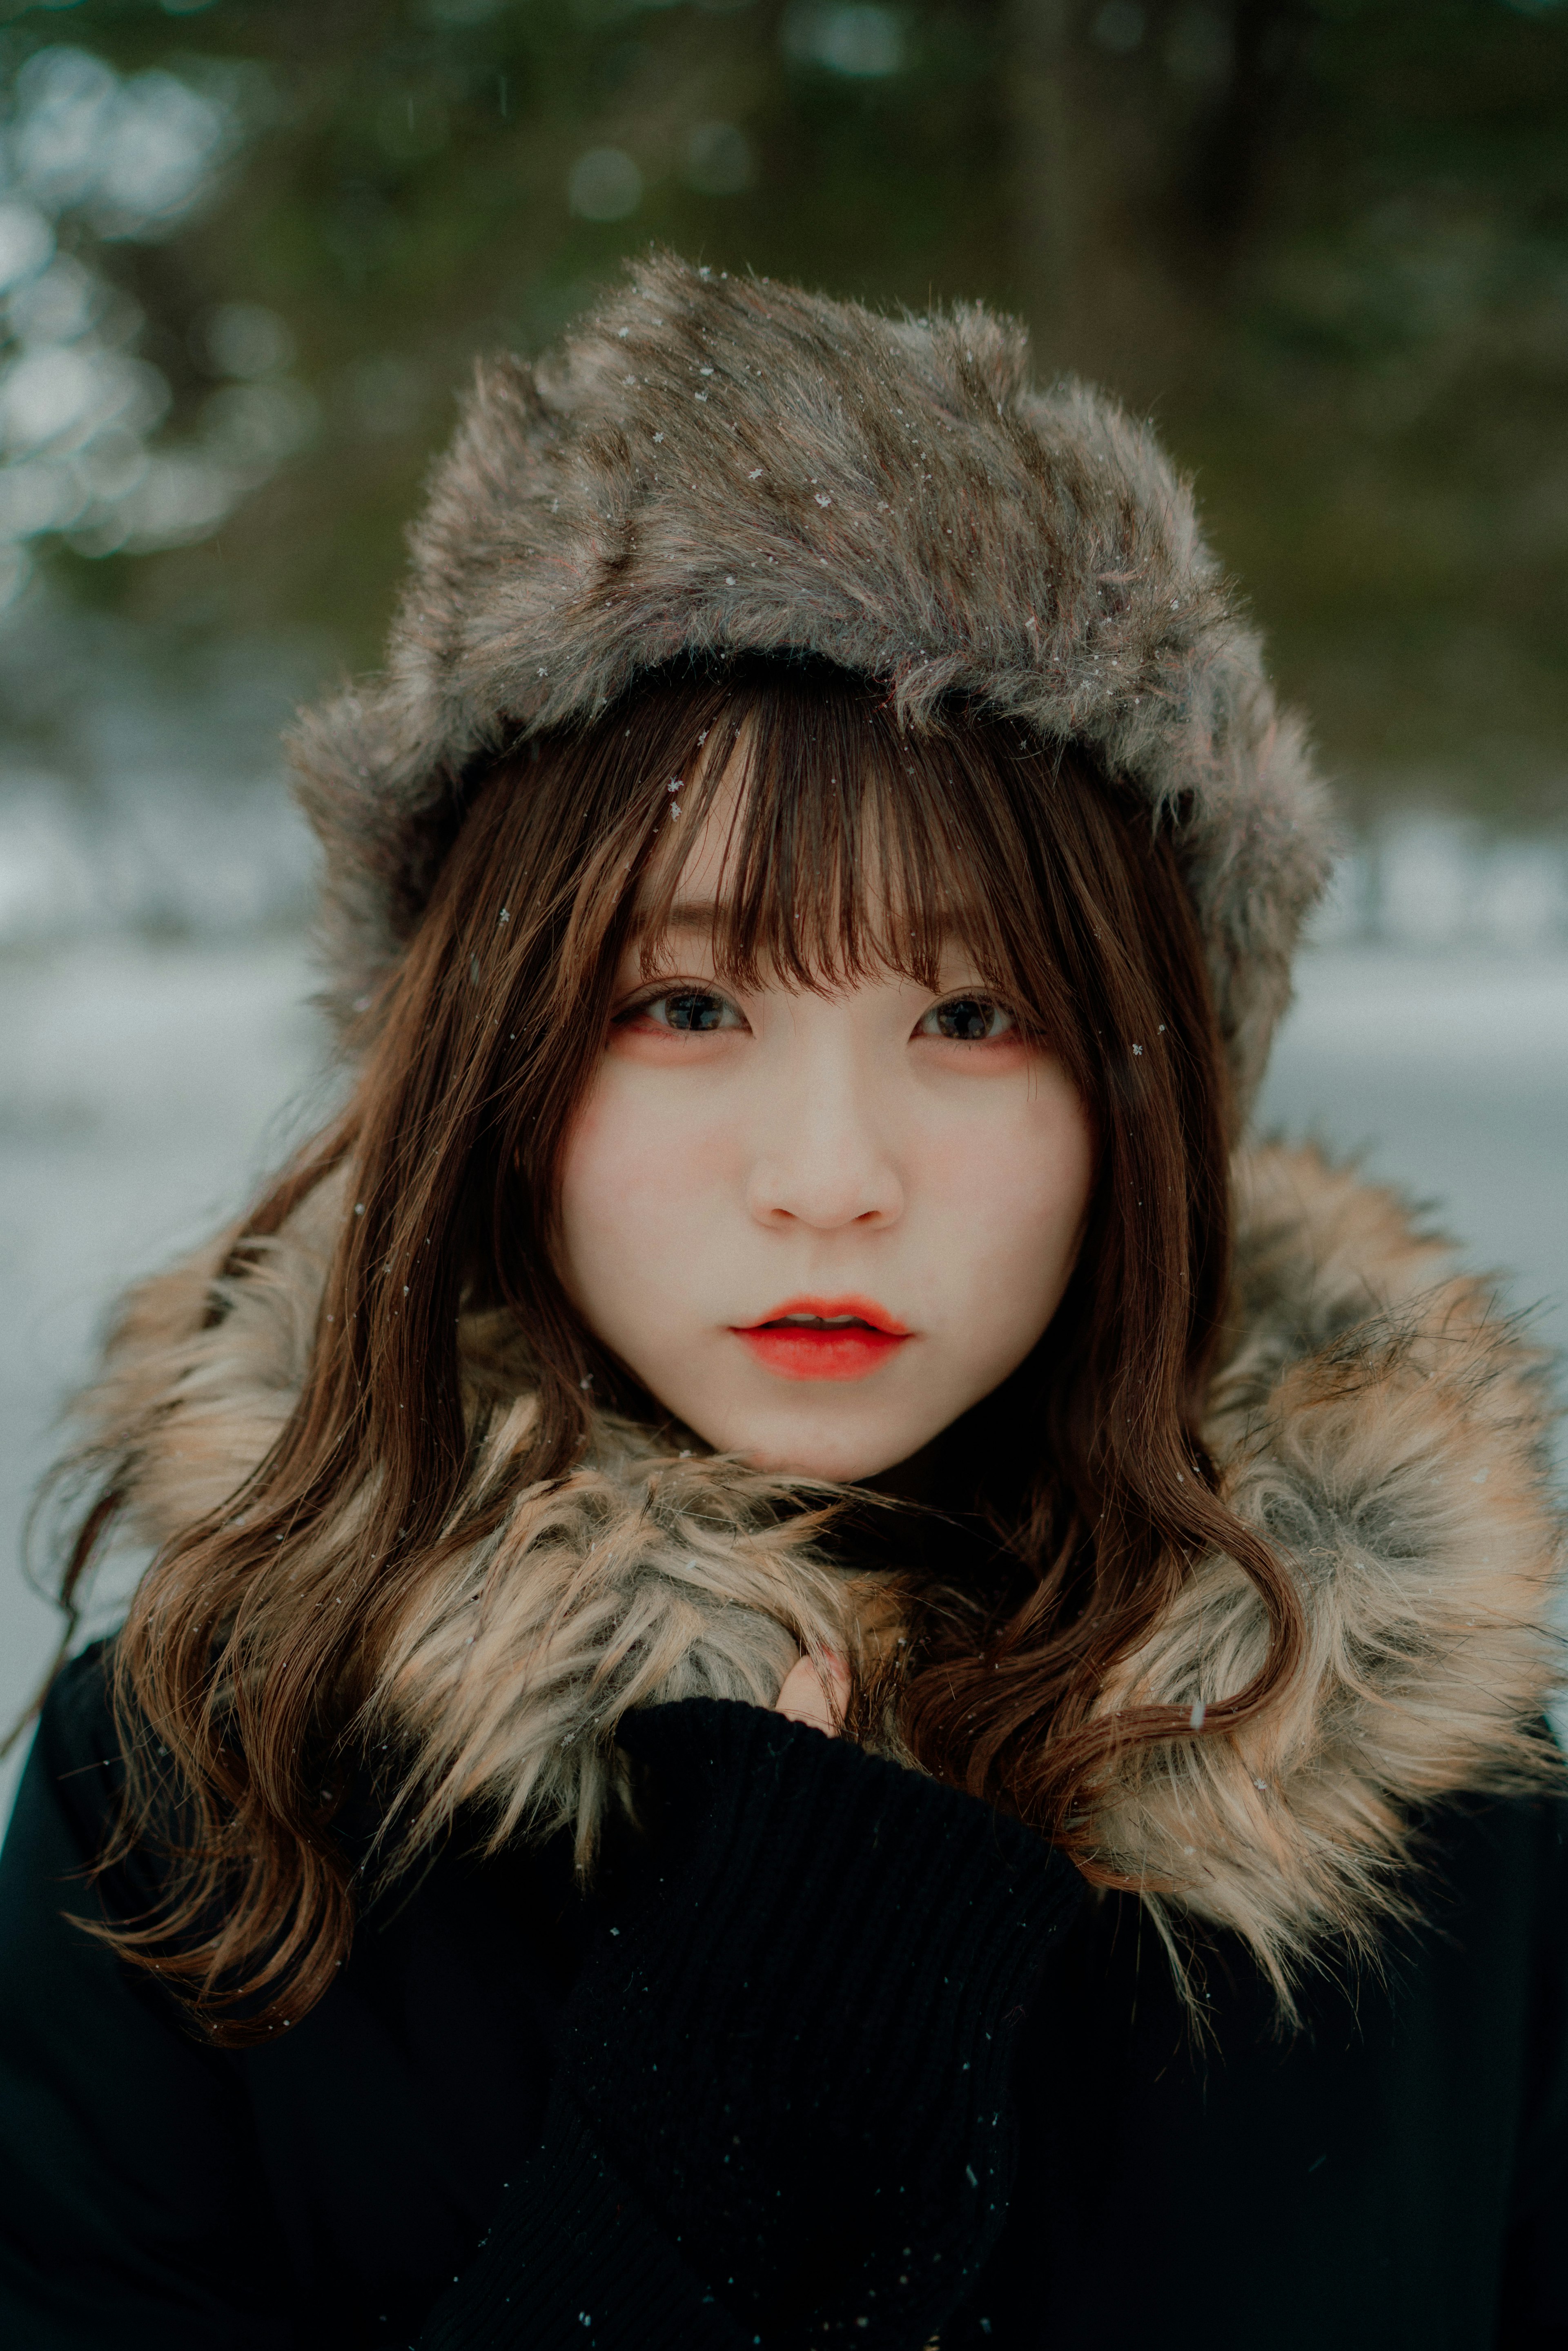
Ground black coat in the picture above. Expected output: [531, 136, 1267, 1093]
[1, 1644, 1565, 2351]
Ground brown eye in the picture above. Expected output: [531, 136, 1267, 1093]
[920, 996, 1015, 1042]
[645, 989, 742, 1033]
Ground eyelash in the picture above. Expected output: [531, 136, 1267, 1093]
[618, 987, 1019, 1041]
[917, 995, 1018, 1043]
[621, 986, 743, 1035]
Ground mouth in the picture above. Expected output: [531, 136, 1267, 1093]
[731, 1295, 912, 1384]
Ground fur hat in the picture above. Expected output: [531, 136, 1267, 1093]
[290, 251, 1338, 1116]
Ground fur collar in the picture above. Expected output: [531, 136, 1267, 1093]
[89, 1144, 1563, 1996]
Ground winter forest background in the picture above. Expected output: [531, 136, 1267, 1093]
[2, 0, 1567, 1803]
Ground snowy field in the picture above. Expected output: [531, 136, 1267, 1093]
[3, 936, 1568, 1825]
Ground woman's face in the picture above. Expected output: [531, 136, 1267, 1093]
[557, 787, 1096, 1482]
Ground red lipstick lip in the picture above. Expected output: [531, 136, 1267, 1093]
[738, 1295, 909, 1337]
[730, 1297, 913, 1384]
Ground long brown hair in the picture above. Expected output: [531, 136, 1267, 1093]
[56, 658, 1303, 2040]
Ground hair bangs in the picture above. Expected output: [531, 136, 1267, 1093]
[629, 664, 1069, 1031]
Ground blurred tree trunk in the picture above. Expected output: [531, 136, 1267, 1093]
[1005, 0, 1077, 357]
[1185, 0, 1314, 259]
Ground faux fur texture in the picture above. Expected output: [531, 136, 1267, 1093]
[291, 252, 1337, 1116]
[87, 1146, 1563, 1996]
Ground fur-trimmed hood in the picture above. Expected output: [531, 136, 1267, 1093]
[290, 252, 1336, 1119]
[87, 1143, 1563, 1997]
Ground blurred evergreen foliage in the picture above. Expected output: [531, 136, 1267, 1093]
[1, 0, 1564, 815]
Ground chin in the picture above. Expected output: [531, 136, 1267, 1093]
[726, 1414, 919, 1485]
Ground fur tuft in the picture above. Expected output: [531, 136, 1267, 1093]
[368, 1433, 871, 1873]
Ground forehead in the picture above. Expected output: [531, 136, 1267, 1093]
[637, 745, 748, 910]
[629, 743, 992, 992]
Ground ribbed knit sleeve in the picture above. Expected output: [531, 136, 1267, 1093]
[413, 2086, 752, 2351]
[417, 1699, 1080, 2351]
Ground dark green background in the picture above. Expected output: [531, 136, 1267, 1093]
[4, 0, 1565, 819]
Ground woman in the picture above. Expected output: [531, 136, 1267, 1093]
[1, 254, 1563, 2350]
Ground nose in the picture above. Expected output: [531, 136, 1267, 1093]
[744, 1014, 904, 1233]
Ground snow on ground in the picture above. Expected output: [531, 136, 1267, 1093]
[3, 937, 1567, 1826]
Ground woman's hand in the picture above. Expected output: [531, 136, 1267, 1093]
[774, 1649, 849, 1735]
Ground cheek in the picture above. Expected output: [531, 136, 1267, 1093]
[557, 1075, 730, 1310]
[920, 1083, 1095, 1323]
